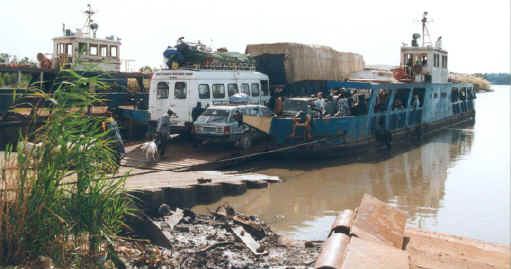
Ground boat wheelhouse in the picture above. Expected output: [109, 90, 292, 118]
[52, 4, 121, 71]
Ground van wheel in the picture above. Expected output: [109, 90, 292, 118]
[239, 133, 252, 150]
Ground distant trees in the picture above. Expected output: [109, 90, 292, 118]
[477, 73, 511, 85]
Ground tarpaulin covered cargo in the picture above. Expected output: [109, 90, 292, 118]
[246, 43, 365, 85]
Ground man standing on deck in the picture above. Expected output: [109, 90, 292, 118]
[191, 102, 204, 122]
[156, 109, 174, 157]
[102, 109, 125, 164]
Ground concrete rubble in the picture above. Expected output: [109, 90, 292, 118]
[124, 204, 321, 268]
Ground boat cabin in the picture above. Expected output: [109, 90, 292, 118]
[51, 5, 121, 72]
[401, 46, 448, 83]
[398, 12, 448, 84]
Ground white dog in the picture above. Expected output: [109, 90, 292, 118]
[140, 140, 158, 161]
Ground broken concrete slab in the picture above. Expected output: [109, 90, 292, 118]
[221, 181, 247, 196]
[341, 237, 409, 269]
[350, 194, 407, 248]
[194, 183, 224, 204]
[231, 225, 266, 255]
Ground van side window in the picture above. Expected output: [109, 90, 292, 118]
[251, 83, 260, 97]
[228, 83, 239, 97]
[241, 83, 250, 95]
[212, 84, 226, 99]
[261, 80, 269, 96]
[174, 82, 187, 99]
[156, 82, 169, 99]
[198, 84, 210, 99]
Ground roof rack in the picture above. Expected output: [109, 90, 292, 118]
[177, 63, 256, 71]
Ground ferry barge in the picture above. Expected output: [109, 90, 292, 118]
[243, 14, 476, 156]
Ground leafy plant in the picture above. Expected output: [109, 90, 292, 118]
[0, 70, 133, 267]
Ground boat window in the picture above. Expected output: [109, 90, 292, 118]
[212, 84, 226, 99]
[78, 43, 88, 55]
[65, 44, 73, 56]
[240, 83, 250, 95]
[442, 55, 448, 68]
[156, 81, 169, 99]
[90, 45, 98, 56]
[433, 54, 440, 67]
[393, 88, 410, 110]
[460, 87, 467, 99]
[174, 82, 187, 99]
[451, 87, 459, 102]
[374, 89, 391, 112]
[228, 83, 239, 97]
[411, 88, 425, 108]
[58, 43, 65, 55]
[251, 83, 260, 97]
[421, 55, 428, 66]
[100, 45, 108, 57]
[261, 80, 269, 96]
[198, 84, 210, 99]
[468, 88, 475, 99]
[110, 46, 118, 58]
[405, 54, 413, 66]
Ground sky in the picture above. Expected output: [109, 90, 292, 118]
[0, 0, 509, 73]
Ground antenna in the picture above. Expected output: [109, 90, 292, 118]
[420, 11, 434, 47]
[83, 4, 99, 38]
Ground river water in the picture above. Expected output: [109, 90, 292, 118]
[194, 85, 510, 245]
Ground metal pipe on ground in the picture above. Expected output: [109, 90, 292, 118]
[314, 233, 350, 269]
[329, 209, 354, 236]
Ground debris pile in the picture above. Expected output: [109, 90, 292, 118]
[123, 205, 321, 268]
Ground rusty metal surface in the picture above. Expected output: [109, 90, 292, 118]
[314, 233, 350, 269]
[330, 209, 354, 236]
[405, 228, 511, 269]
[341, 237, 409, 269]
[350, 194, 407, 248]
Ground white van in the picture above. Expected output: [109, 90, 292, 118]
[148, 69, 270, 131]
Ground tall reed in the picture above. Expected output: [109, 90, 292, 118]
[0, 70, 132, 267]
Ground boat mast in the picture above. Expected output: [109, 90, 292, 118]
[421, 11, 431, 47]
[83, 4, 98, 38]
